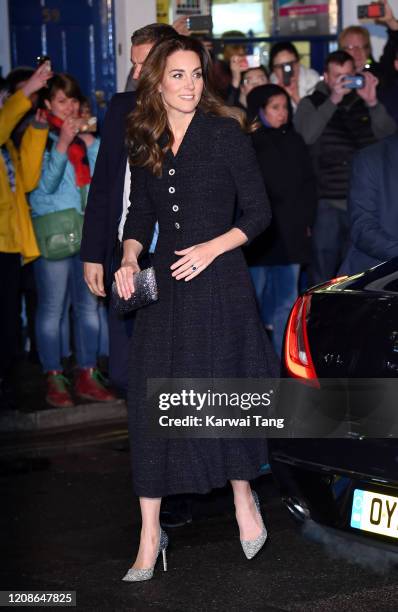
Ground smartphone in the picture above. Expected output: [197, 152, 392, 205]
[36, 55, 51, 72]
[282, 63, 294, 87]
[79, 116, 97, 133]
[186, 15, 213, 33]
[343, 74, 365, 89]
[244, 55, 261, 69]
[357, 3, 385, 19]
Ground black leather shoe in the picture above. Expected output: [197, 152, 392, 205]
[160, 495, 193, 528]
[0, 378, 17, 411]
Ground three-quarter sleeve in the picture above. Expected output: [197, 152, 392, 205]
[122, 164, 156, 249]
[221, 120, 271, 243]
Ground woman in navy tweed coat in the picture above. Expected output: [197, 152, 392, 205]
[115, 35, 279, 579]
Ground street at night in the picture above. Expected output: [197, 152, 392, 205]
[2, 420, 398, 612]
[3, 2, 398, 610]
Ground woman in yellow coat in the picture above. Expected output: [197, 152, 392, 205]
[0, 63, 52, 404]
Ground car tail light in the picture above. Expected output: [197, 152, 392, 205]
[284, 294, 319, 387]
[314, 275, 349, 290]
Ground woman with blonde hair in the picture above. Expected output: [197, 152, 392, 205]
[338, 25, 374, 72]
[115, 35, 278, 582]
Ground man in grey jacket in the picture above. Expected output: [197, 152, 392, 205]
[294, 50, 396, 285]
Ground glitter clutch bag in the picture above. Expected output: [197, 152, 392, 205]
[111, 267, 158, 314]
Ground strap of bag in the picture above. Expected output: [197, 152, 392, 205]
[79, 185, 88, 212]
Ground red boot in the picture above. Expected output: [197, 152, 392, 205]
[46, 371, 74, 408]
[75, 368, 116, 402]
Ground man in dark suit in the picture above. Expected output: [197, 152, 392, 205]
[81, 23, 176, 393]
[340, 133, 398, 276]
[80, 22, 193, 528]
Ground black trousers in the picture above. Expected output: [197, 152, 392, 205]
[0, 253, 21, 379]
[19, 261, 38, 355]
[108, 242, 135, 396]
[308, 199, 350, 286]
[108, 305, 135, 396]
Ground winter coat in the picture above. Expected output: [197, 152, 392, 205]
[0, 89, 47, 263]
[294, 81, 396, 200]
[244, 123, 317, 266]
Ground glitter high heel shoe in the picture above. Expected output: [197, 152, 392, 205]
[240, 490, 267, 560]
[122, 527, 169, 582]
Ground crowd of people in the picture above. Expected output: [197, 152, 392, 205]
[2, 2, 398, 411]
[2, 0, 398, 583]
[0, 63, 115, 409]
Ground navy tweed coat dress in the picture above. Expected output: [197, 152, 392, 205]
[123, 109, 279, 497]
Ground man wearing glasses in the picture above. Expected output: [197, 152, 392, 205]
[339, 0, 398, 80]
[294, 50, 396, 286]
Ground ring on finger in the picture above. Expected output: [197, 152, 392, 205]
[191, 264, 198, 271]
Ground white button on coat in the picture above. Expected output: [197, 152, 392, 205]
[172, 205, 179, 212]
[169, 169, 175, 176]
[175, 222, 180, 229]
[169, 187, 175, 194]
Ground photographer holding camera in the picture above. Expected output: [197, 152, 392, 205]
[340, 1, 398, 79]
[269, 42, 320, 109]
[294, 50, 396, 286]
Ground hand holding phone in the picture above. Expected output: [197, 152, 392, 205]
[342, 74, 365, 89]
[281, 62, 294, 86]
[356, 70, 379, 106]
[79, 116, 97, 133]
[22, 62, 53, 98]
[330, 74, 350, 105]
[36, 55, 52, 72]
[357, 2, 385, 20]
[244, 55, 261, 69]
[186, 15, 213, 33]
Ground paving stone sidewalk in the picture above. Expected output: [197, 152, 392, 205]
[0, 357, 126, 433]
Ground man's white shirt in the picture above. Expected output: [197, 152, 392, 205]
[118, 161, 158, 252]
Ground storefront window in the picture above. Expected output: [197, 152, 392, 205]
[277, 0, 338, 37]
[211, 0, 338, 38]
[158, 0, 339, 74]
[210, 0, 339, 73]
[212, 0, 272, 37]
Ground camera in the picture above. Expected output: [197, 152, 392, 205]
[242, 55, 261, 69]
[79, 116, 97, 133]
[282, 62, 294, 87]
[357, 3, 385, 19]
[186, 15, 213, 34]
[36, 55, 51, 72]
[343, 74, 365, 89]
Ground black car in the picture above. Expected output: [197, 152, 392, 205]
[269, 258, 398, 553]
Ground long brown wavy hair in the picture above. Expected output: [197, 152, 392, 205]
[126, 35, 247, 177]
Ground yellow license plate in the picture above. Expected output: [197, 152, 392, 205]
[351, 488, 398, 539]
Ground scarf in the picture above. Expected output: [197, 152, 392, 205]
[45, 112, 91, 187]
[1, 145, 16, 192]
[258, 108, 272, 128]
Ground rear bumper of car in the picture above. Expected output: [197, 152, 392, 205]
[270, 445, 398, 551]
[301, 518, 398, 561]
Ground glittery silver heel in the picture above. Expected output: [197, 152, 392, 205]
[240, 490, 267, 560]
[122, 527, 169, 582]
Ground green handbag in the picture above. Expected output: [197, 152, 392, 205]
[32, 207, 84, 261]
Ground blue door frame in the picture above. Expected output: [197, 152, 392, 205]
[8, 0, 116, 124]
